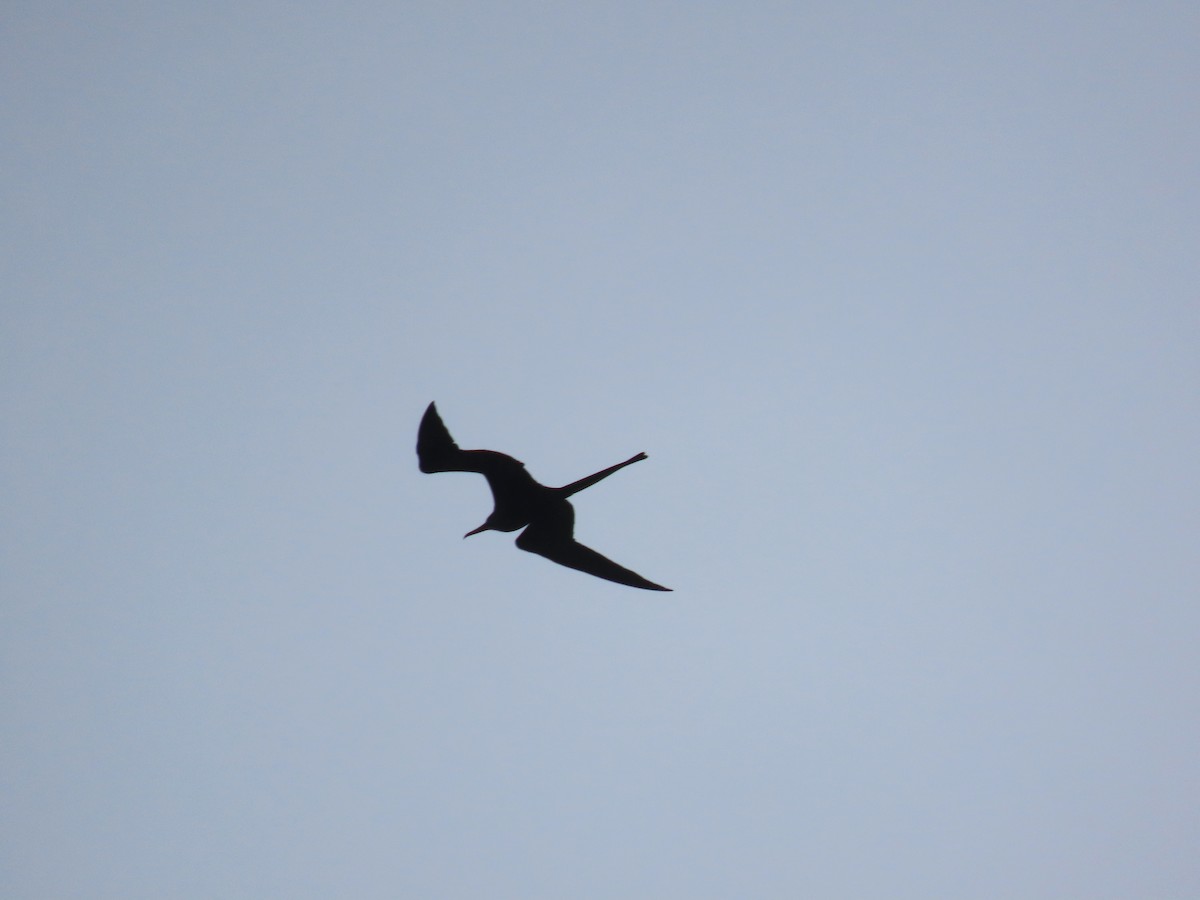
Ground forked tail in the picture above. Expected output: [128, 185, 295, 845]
[558, 453, 648, 497]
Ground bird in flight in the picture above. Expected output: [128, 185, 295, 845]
[417, 402, 671, 591]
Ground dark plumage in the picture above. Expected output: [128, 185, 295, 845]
[417, 402, 671, 591]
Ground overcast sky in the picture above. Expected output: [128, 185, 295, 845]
[4, 3, 1198, 898]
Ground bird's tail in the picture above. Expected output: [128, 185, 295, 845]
[558, 453, 647, 497]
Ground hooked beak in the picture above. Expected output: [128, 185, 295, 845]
[463, 523, 489, 538]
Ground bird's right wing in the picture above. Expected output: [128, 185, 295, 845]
[417, 402, 467, 473]
[417, 402, 539, 504]
[516, 521, 671, 591]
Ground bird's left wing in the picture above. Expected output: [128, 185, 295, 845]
[516, 520, 671, 591]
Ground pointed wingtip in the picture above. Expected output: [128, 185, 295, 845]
[417, 401, 460, 473]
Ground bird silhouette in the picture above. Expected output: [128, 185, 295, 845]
[417, 402, 671, 591]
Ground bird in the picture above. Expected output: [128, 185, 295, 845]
[417, 402, 671, 591]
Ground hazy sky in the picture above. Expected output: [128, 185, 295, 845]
[4, 3, 1198, 897]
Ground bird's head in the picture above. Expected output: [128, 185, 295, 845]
[463, 521, 493, 539]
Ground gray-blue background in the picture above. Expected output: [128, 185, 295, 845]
[5, 3, 1198, 897]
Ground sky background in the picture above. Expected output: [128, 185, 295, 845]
[4, 3, 1198, 897]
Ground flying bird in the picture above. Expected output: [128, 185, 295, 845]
[417, 402, 671, 591]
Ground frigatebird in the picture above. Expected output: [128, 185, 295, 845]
[417, 402, 671, 591]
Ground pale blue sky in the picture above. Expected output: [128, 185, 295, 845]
[4, 3, 1198, 897]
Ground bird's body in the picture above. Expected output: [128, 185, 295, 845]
[417, 402, 670, 591]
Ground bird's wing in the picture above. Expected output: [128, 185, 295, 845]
[515, 513, 671, 591]
[417, 402, 539, 505]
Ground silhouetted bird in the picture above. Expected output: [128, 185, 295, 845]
[417, 402, 671, 591]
